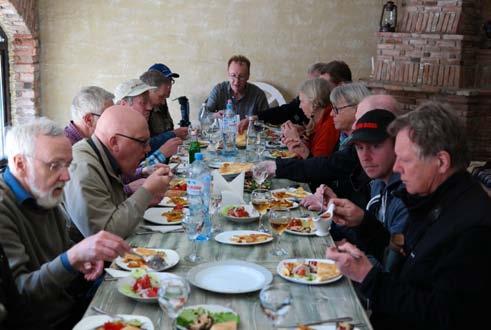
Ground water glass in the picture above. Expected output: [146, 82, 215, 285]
[268, 207, 290, 256]
[259, 284, 292, 328]
[251, 189, 271, 233]
[158, 276, 190, 329]
[252, 163, 269, 187]
[182, 214, 204, 263]
[209, 191, 223, 234]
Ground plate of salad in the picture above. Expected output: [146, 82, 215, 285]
[176, 304, 239, 330]
[73, 314, 153, 330]
[117, 269, 179, 303]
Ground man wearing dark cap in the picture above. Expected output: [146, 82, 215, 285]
[329, 109, 408, 270]
[144, 63, 186, 138]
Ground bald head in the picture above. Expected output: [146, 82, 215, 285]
[95, 105, 148, 143]
[354, 94, 400, 129]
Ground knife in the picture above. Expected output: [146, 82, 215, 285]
[281, 316, 353, 328]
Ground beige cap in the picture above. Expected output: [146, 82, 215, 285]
[113, 79, 155, 103]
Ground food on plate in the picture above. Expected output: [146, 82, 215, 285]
[285, 187, 310, 198]
[130, 273, 160, 298]
[271, 191, 289, 199]
[169, 196, 188, 207]
[170, 179, 187, 191]
[265, 129, 280, 140]
[243, 178, 272, 192]
[270, 150, 296, 158]
[177, 307, 239, 330]
[296, 322, 354, 330]
[281, 260, 341, 282]
[287, 218, 315, 233]
[122, 248, 167, 269]
[268, 199, 294, 209]
[96, 319, 144, 330]
[165, 189, 187, 197]
[230, 233, 271, 244]
[199, 140, 209, 148]
[235, 133, 246, 148]
[226, 206, 250, 218]
[218, 162, 253, 175]
[162, 206, 185, 222]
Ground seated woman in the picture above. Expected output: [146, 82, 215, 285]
[281, 78, 339, 159]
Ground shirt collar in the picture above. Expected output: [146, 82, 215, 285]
[64, 121, 85, 145]
[2, 167, 34, 204]
[227, 82, 249, 102]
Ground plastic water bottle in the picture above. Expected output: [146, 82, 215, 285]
[186, 153, 212, 240]
[222, 99, 238, 156]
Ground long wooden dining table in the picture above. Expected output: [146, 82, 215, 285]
[82, 148, 373, 330]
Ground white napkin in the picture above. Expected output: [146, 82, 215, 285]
[212, 170, 245, 204]
[105, 268, 130, 278]
[141, 225, 182, 233]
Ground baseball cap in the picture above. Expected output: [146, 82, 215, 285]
[113, 79, 155, 104]
[350, 109, 396, 144]
[148, 63, 180, 78]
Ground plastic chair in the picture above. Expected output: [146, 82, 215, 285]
[250, 81, 286, 107]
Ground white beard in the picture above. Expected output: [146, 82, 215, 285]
[26, 167, 64, 209]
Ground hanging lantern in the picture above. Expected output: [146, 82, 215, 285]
[379, 1, 397, 32]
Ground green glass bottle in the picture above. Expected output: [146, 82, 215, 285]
[188, 132, 201, 164]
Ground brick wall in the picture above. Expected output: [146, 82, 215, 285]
[0, 0, 39, 124]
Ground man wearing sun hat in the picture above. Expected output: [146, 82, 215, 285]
[328, 109, 408, 271]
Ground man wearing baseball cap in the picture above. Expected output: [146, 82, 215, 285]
[114, 78, 155, 121]
[328, 109, 408, 271]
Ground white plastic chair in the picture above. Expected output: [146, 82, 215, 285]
[250, 81, 286, 107]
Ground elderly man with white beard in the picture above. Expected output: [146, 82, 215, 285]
[0, 117, 131, 330]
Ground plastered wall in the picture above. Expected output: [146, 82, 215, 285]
[39, 0, 384, 125]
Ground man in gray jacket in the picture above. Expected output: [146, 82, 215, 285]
[0, 117, 130, 329]
[64, 105, 172, 239]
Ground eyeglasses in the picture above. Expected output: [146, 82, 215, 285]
[228, 74, 248, 82]
[26, 156, 76, 173]
[115, 133, 150, 147]
[91, 113, 101, 117]
[333, 104, 356, 115]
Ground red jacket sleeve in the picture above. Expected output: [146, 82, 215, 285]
[310, 110, 339, 157]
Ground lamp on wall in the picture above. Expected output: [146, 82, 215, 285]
[379, 1, 397, 32]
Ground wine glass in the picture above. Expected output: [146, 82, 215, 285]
[252, 163, 269, 187]
[158, 276, 190, 329]
[259, 283, 292, 328]
[256, 138, 266, 159]
[182, 214, 204, 263]
[209, 191, 223, 234]
[267, 207, 291, 256]
[251, 189, 271, 233]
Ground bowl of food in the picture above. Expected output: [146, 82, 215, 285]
[176, 305, 239, 330]
[220, 205, 260, 223]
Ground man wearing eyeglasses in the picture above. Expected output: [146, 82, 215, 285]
[206, 54, 268, 119]
[0, 117, 131, 329]
[63, 105, 173, 239]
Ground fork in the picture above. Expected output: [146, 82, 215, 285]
[91, 306, 122, 321]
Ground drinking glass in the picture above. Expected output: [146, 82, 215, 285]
[252, 163, 269, 187]
[259, 283, 292, 328]
[208, 128, 221, 155]
[267, 207, 291, 256]
[256, 140, 266, 159]
[182, 214, 204, 263]
[251, 189, 271, 233]
[209, 191, 223, 234]
[158, 276, 190, 329]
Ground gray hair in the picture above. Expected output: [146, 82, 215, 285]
[330, 82, 371, 107]
[299, 78, 331, 110]
[70, 86, 114, 122]
[5, 117, 64, 166]
[388, 101, 469, 171]
[307, 62, 329, 75]
[140, 71, 170, 88]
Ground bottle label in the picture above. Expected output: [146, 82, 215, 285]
[186, 179, 203, 196]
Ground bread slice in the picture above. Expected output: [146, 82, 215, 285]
[316, 262, 341, 281]
[210, 321, 237, 330]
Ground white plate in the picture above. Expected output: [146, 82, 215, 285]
[270, 188, 312, 200]
[117, 272, 179, 303]
[144, 207, 188, 225]
[114, 248, 180, 272]
[277, 258, 343, 285]
[159, 196, 189, 208]
[208, 161, 224, 169]
[264, 150, 296, 159]
[176, 304, 238, 330]
[220, 204, 260, 223]
[285, 217, 316, 236]
[266, 140, 287, 149]
[187, 260, 273, 293]
[214, 230, 273, 246]
[267, 200, 300, 210]
[73, 314, 154, 330]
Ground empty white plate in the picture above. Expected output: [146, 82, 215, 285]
[187, 260, 272, 294]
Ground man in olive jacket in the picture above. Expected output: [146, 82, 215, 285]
[64, 106, 172, 239]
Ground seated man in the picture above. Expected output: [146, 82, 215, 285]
[326, 102, 491, 330]
[63, 106, 172, 238]
[144, 63, 188, 138]
[328, 110, 408, 269]
[0, 117, 130, 329]
[114, 78, 182, 158]
[206, 54, 268, 119]
[64, 86, 114, 145]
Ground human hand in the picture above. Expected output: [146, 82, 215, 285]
[127, 178, 145, 193]
[213, 110, 224, 119]
[142, 166, 172, 197]
[281, 121, 301, 140]
[81, 261, 104, 281]
[67, 231, 131, 273]
[257, 161, 277, 177]
[174, 127, 188, 139]
[237, 118, 249, 135]
[325, 241, 372, 283]
[159, 137, 183, 158]
[330, 198, 364, 227]
[142, 163, 168, 177]
[285, 139, 309, 159]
